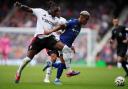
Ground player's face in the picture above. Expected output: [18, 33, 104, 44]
[80, 15, 89, 25]
[53, 7, 61, 17]
[112, 19, 119, 27]
[50, 53, 58, 62]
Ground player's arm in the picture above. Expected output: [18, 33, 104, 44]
[44, 19, 74, 35]
[123, 26, 128, 43]
[14, 2, 33, 13]
[44, 24, 66, 35]
[110, 30, 115, 44]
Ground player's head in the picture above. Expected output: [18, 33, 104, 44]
[79, 11, 90, 25]
[47, 50, 59, 62]
[112, 18, 119, 27]
[47, 0, 61, 17]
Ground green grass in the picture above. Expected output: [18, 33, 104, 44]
[0, 65, 128, 89]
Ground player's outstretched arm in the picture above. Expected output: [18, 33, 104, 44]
[44, 24, 66, 35]
[14, 2, 33, 13]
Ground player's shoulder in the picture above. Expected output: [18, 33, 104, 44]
[119, 25, 126, 29]
[68, 18, 78, 23]
[59, 17, 66, 21]
[32, 8, 48, 14]
[59, 17, 67, 23]
[67, 18, 79, 26]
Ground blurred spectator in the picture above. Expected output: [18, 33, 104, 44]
[0, 33, 11, 64]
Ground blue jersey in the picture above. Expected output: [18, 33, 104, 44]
[60, 19, 81, 47]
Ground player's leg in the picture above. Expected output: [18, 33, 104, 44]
[44, 50, 58, 83]
[54, 41, 72, 64]
[118, 56, 128, 77]
[117, 46, 128, 77]
[15, 50, 38, 83]
[43, 50, 57, 71]
[43, 55, 64, 84]
[2, 49, 8, 65]
[43, 36, 62, 83]
[62, 49, 80, 77]
[122, 57, 128, 77]
[43, 52, 66, 84]
[53, 50, 80, 84]
[43, 55, 65, 84]
[44, 41, 79, 84]
[53, 61, 66, 85]
[15, 36, 44, 83]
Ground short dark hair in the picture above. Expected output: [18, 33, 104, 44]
[47, 50, 59, 57]
[47, 0, 60, 14]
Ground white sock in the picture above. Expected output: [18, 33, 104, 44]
[62, 45, 70, 53]
[17, 57, 31, 75]
[45, 67, 52, 80]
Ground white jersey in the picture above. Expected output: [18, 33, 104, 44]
[32, 8, 59, 37]
[53, 17, 67, 40]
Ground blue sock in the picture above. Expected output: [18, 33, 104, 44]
[56, 63, 66, 79]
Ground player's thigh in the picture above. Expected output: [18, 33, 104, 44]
[117, 46, 127, 62]
[45, 35, 58, 50]
[27, 50, 38, 59]
[63, 48, 73, 60]
[27, 37, 46, 59]
[117, 46, 127, 57]
[54, 41, 65, 50]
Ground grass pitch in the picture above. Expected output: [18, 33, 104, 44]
[0, 65, 128, 89]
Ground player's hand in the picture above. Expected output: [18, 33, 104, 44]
[123, 39, 128, 43]
[110, 39, 114, 44]
[14, 2, 22, 8]
[44, 30, 51, 35]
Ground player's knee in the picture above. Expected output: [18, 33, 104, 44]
[27, 50, 37, 59]
[62, 45, 70, 52]
[23, 57, 31, 63]
[54, 41, 64, 50]
[59, 63, 66, 69]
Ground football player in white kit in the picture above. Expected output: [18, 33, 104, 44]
[14, 1, 65, 83]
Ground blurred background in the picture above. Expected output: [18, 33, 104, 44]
[0, 0, 128, 67]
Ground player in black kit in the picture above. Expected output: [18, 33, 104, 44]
[110, 18, 128, 77]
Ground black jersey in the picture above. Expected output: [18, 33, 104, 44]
[111, 25, 128, 57]
[111, 25, 127, 44]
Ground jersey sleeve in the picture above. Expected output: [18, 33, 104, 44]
[65, 19, 75, 27]
[59, 18, 67, 25]
[123, 26, 128, 39]
[124, 26, 128, 33]
[31, 8, 47, 17]
[111, 30, 116, 40]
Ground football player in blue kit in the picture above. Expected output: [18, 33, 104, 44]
[44, 10, 90, 84]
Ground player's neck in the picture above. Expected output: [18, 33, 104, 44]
[78, 18, 82, 24]
[114, 25, 119, 28]
[48, 11, 56, 17]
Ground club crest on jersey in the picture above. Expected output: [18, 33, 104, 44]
[72, 28, 79, 34]
[72, 25, 80, 34]
[119, 32, 122, 37]
[114, 31, 116, 34]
